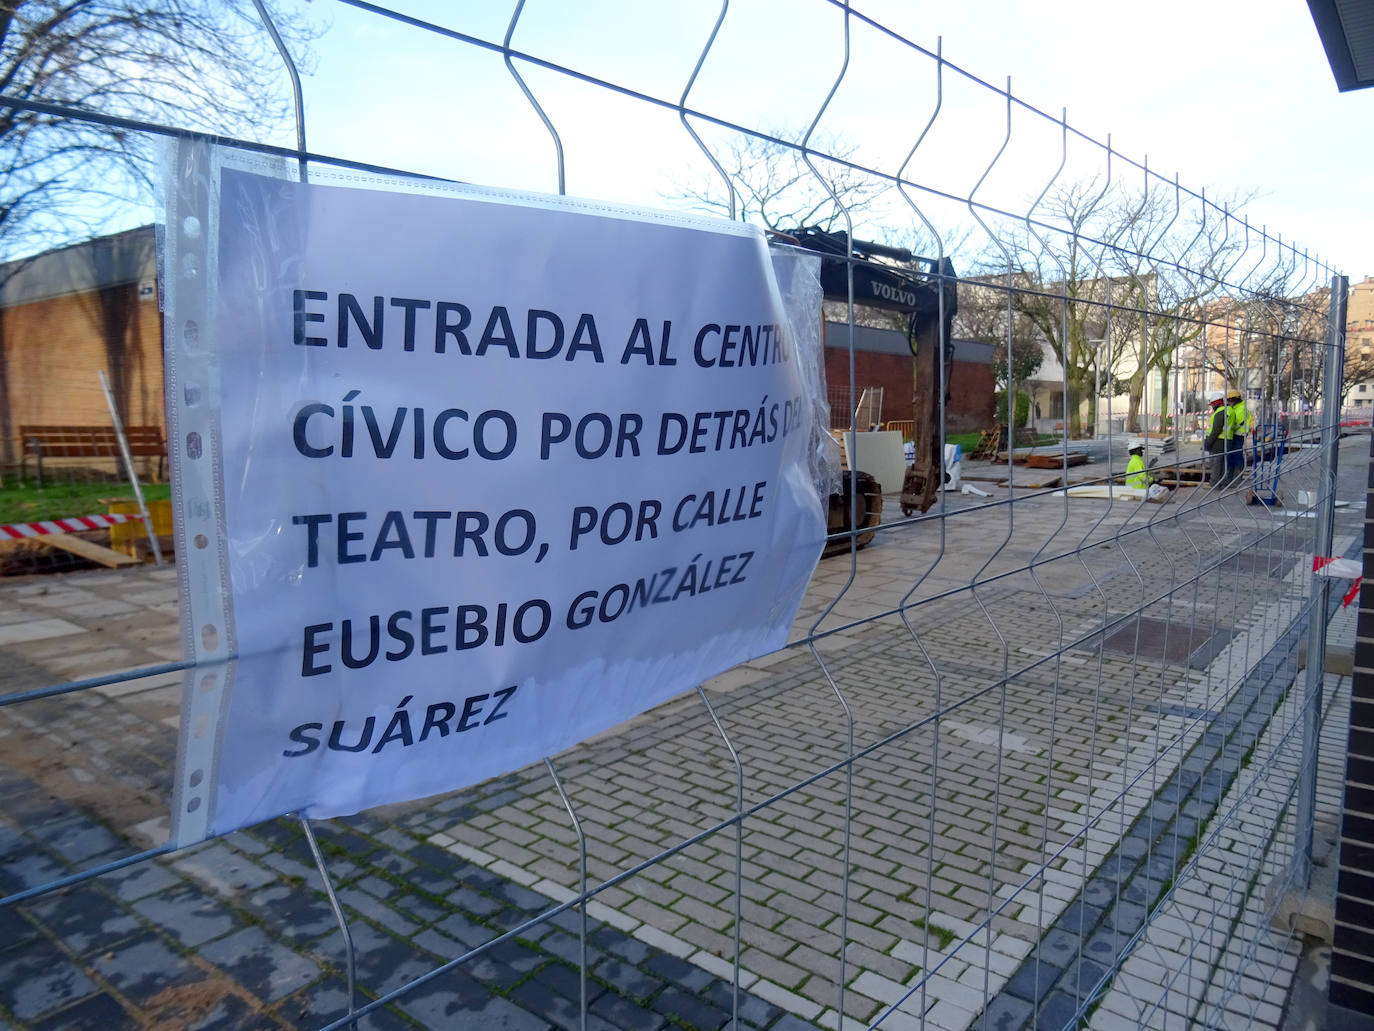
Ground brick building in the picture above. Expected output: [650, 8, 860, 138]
[0, 227, 997, 477]
[0, 225, 161, 468]
[1343, 276, 1374, 406]
[821, 321, 995, 434]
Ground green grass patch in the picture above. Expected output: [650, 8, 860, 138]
[910, 916, 957, 951]
[0, 480, 171, 525]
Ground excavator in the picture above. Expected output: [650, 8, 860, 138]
[780, 227, 958, 554]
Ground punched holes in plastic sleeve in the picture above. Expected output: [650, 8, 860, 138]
[186, 770, 204, 813]
[183, 319, 201, 353]
[181, 252, 200, 280]
[182, 215, 201, 240]
[201, 624, 218, 652]
[186, 431, 202, 460]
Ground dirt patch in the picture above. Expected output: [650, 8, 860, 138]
[0, 701, 171, 832]
[144, 976, 265, 1028]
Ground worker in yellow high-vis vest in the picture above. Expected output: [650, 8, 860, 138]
[1126, 442, 1151, 489]
[1224, 388, 1251, 486]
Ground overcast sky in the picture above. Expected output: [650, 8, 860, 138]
[284, 0, 1371, 279]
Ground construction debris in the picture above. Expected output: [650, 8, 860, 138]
[1153, 463, 1208, 485]
[1127, 433, 1175, 455]
[1051, 484, 1173, 504]
[969, 426, 1001, 461]
[1023, 452, 1088, 469]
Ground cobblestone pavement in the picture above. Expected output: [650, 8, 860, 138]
[0, 435, 1367, 1029]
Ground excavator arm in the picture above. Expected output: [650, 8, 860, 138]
[783, 227, 958, 517]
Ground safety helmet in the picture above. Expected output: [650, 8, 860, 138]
[1128, 442, 1144, 453]
[1226, 388, 1242, 402]
[1207, 391, 1224, 405]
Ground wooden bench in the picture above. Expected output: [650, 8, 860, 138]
[20, 424, 166, 484]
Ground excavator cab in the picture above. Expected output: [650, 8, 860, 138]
[781, 227, 958, 549]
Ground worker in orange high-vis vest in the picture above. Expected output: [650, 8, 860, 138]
[1224, 387, 1250, 486]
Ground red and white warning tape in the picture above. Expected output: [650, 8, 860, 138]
[1313, 555, 1364, 608]
[0, 512, 139, 541]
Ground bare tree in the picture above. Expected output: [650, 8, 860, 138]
[1198, 284, 1330, 412]
[1106, 186, 1243, 432]
[0, 1, 313, 263]
[666, 127, 887, 234]
[0, 1, 313, 460]
[954, 278, 1043, 422]
[972, 180, 1119, 438]
[974, 179, 1246, 435]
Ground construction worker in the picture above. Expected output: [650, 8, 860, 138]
[1225, 387, 1251, 485]
[1203, 391, 1228, 485]
[1126, 442, 1151, 489]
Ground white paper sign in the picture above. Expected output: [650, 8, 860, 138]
[167, 161, 827, 840]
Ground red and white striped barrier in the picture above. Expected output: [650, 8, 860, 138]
[0, 512, 139, 541]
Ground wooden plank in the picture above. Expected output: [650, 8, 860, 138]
[1051, 484, 1173, 504]
[20, 425, 165, 456]
[1155, 464, 1208, 483]
[34, 534, 142, 568]
[1023, 453, 1088, 469]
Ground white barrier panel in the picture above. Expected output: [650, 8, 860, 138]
[842, 430, 905, 493]
[163, 152, 828, 842]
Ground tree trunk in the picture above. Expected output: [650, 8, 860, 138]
[1126, 368, 1145, 433]
[1067, 375, 1091, 438]
[0, 311, 11, 470]
[1158, 368, 1172, 431]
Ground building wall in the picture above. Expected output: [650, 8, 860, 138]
[2, 288, 163, 430]
[822, 322, 995, 434]
[822, 347, 994, 434]
[1347, 276, 1374, 402]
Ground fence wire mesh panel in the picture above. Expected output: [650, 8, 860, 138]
[0, 3, 1364, 1031]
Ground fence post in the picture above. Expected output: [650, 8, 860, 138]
[1296, 273, 1348, 887]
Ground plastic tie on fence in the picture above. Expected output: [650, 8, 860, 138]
[1314, 555, 1363, 607]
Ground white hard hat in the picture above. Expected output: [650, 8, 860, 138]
[1206, 390, 1223, 403]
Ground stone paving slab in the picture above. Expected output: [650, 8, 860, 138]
[0, 767, 808, 1029]
[0, 435, 1365, 1029]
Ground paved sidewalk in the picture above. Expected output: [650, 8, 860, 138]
[0, 435, 1367, 1029]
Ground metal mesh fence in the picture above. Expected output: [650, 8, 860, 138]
[0, 3, 1360, 1030]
